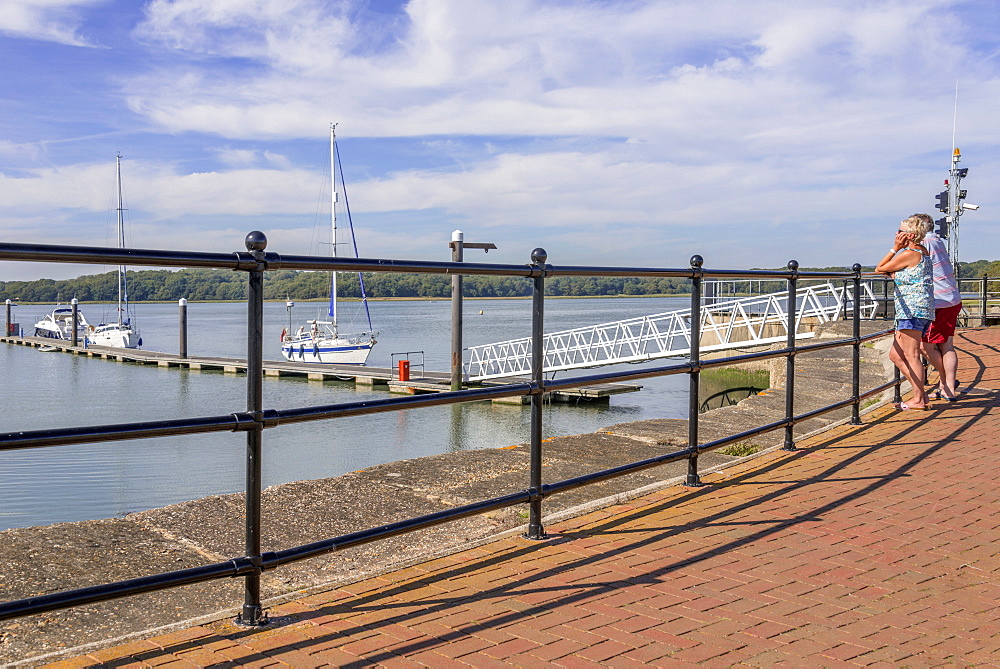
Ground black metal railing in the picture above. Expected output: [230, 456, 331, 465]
[957, 275, 1000, 326]
[0, 234, 907, 625]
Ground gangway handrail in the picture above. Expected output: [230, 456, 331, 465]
[0, 239, 904, 630]
[464, 281, 881, 380]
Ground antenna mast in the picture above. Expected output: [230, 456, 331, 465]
[933, 84, 979, 270]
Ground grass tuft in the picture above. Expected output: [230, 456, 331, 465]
[720, 442, 760, 457]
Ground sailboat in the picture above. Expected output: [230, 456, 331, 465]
[280, 125, 377, 365]
[88, 154, 141, 349]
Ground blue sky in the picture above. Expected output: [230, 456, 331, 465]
[2, 0, 999, 281]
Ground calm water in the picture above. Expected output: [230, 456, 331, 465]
[1, 297, 692, 530]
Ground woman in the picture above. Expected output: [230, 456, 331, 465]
[875, 215, 935, 410]
[913, 213, 962, 401]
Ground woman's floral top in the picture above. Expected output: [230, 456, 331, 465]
[893, 252, 934, 321]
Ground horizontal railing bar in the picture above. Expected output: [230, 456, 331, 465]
[542, 361, 694, 390]
[0, 414, 250, 451]
[793, 396, 859, 424]
[0, 387, 536, 449]
[861, 328, 894, 343]
[791, 337, 861, 355]
[0, 242, 249, 270]
[860, 378, 900, 399]
[540, 446, 694, 495]
[697, 419, 792, 453]
[274, 384, 534, 425]
[0, 242, 869, 282]
[269, 491, 532, 565]
[697, 347, 794, 370]
[0, 559, 255, 621]
[269, 254, 542, 276]
[550, 266, 859, 280]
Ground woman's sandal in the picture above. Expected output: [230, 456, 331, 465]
[893, 402, 929, 411]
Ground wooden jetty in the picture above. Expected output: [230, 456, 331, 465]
[1, 335, 640, 404]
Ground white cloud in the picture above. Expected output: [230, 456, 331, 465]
[122, 0, 986, 149]
[4, 0, 1000, 281]
[0, 0, 105, 46]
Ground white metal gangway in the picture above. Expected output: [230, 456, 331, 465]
[464, 282, 881, 381]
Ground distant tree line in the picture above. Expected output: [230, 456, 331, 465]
[3, 260, 999, 303]
[0, 268, 692, 302]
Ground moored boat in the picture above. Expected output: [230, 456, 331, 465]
[280, 125, 377, 365]
[88, 154, 141, 349]
[33, 306, 90, 341]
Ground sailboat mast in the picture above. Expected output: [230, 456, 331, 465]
[116, 153, 125, 326]
[329, 123, 338, 326]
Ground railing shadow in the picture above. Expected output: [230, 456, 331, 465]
[107, 392, 989, 666]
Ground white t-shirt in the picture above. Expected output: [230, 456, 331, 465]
[922, 232, 962, 308]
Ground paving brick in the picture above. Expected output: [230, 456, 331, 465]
[523, 637, 587, 662]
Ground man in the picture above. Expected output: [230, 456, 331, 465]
[914, 213, 962, 400]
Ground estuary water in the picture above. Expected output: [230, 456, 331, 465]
[1, 297, 693, 530]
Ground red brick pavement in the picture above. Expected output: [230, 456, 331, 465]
[44, 328, 1000, 667]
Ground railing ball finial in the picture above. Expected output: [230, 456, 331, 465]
[787, 259, 799, 271]
[852, 263, 862, 273]
[690, 255, 703, 268]
[531, 248, 547, 265]
[245, 231, 268, 252]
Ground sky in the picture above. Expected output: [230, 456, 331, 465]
[1, 0, 999, 282]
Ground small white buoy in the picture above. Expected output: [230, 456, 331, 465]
[479, 310, 484, 315]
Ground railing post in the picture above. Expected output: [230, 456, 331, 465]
[526, 248, 548, 540]
[178, 298, 188, 359]
[841, 279, 849, 321]
[450, 230, 464, 391]
[893, 365, 903, 404]
[71, 298, 79, 347]
[237, 231, 268, 627]
[850, 264, 863, 425]
[982, 274, 988, 327]
[685, 255, 703, 487]
[882, 278, 889, 319]
[782, 260, 799, 451]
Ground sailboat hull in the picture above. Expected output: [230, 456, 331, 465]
[89, 323, 140, 349]
[280, 335, 374, 365]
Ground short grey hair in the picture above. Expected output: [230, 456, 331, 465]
[910, 212, 934, 234]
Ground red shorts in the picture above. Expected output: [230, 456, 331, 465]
[922, 302, 962, 344]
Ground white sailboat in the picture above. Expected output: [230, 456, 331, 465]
[280, 125, 377, 364]
[88, 154, 141, 349]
